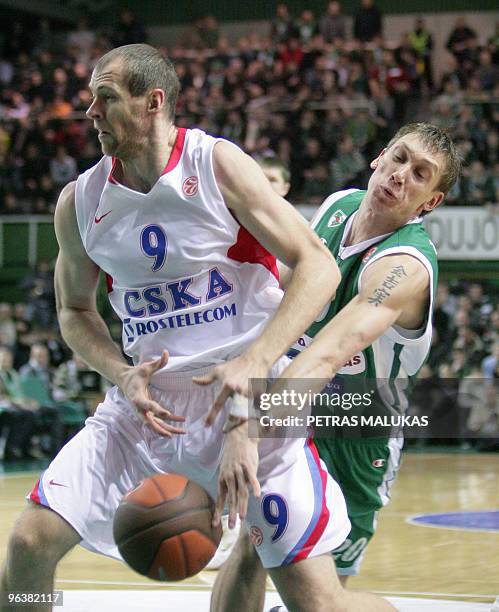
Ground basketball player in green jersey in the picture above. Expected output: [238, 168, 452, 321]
[211, 123, 461, 612]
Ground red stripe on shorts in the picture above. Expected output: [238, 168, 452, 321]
[29, 479, 41, 504]
[292, 439, 330, 562]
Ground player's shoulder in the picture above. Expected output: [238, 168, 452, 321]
[75, 155, 112, 195]
[54, 182, 79, 243]
[55, 181, 76, 216]
[322, 189, 364, 209]
[73, 156, 113, 216]
[184, 128, 245, 177]
[311, 189, 364, 230]
[185, 127, 232, 155]
[388, 218, 439, 263]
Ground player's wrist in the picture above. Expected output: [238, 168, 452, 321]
[242, 345, 275, 370]
[115, 363, 135, 388]
[223, 417, 260, 445]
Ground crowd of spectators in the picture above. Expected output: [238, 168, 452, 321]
[0, 4, 497, 211]
[0, 5, 497, 458]
[410, 279, 499, 447]
[0, 265, 106, 461]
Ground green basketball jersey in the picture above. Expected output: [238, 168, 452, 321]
[289, 189, 438, 417]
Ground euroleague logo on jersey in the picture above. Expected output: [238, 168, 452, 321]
[182, 176, 198, 196]
[249, 526, 263, 547]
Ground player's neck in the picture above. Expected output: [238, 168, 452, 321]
[115, 123, 177, 193]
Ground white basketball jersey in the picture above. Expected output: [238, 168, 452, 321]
[74, 128, 283, 372]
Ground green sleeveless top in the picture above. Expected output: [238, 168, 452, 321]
[289, 189, 438, 424]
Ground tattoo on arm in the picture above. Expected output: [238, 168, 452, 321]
[367, 265, 407, 307]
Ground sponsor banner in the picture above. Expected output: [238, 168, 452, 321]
[423, 207, 499, 260]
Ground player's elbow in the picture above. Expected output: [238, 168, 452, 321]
[56, 304, 75, 338]
[312, 245, 340, 299]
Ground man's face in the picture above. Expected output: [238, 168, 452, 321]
[86, 59, 151, 158]
[262, 166, 290, 197]
[367, 134, 445, 221]
[32, 346, 49, 368]
[0, 350, 12, 370]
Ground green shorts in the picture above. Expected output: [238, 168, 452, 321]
[315, 436, 403, 575]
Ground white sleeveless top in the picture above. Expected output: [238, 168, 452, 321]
[75, 128, 283, 372]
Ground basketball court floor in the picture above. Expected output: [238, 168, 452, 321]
[1, 451, 497, 611]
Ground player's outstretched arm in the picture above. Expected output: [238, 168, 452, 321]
[195, 141, 340, 424]
[269, 253, 430, 401]
[54, 182, 185, 437]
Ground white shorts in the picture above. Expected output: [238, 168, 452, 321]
[28, 361, 350, 569]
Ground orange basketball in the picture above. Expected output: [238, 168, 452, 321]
[113, 473, 222, 581]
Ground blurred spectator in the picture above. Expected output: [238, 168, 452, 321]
[487, 21, 499, 63]
[475, 50, 499, 92]
[446, 16, 477, 66]
[318, 1, 346, 43]
[354, 0, 383, 44]
[66, 16, 95, 63]
[464, 379, 498, 440]
[280, 37, 304, 68]
[482, 341, 499, 379]
[0, 346, 41, 460]
[112, 8, 147, 46]
[49, 96, 73, 119]
[345, 109, 377, 153]
[19, 342, 51, 386]
[53, 352, 94, 402]
[461, 160, 496, 206]
[0, 303, 16, 349]
[453, 326, 485, 362]
[468, 283, 494, 319]
[434, 282, 454, 327]
[330, 135, 366, 190]
[1, 194, 21, 215]
[271, 4, 295, 44]
[18, 342, 68, 456]
[50, 146, 77, 187]
[302, 163, 331, 203]
[442, 347, 469, 378]
[19, 260, 56, 329]
[408, 18, 434, 91]
[295, 10, 318, 45]
[197, 16, 221, 50]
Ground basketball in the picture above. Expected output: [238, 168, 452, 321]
[113, 474, 223, 581]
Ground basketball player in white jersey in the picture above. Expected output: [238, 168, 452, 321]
[0, 44, 393, 612]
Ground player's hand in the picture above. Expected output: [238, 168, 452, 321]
[214, 421, 260, 528]
[117, 350, 186, 437]
[192, 353, 268, 427]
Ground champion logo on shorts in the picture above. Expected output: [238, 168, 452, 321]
[182, 176, 198, 196]
[363, 247, 377, 263]
[372, 458, 386, 468]
[327, 209, 347, 228]
[249, 525, 263, 547]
